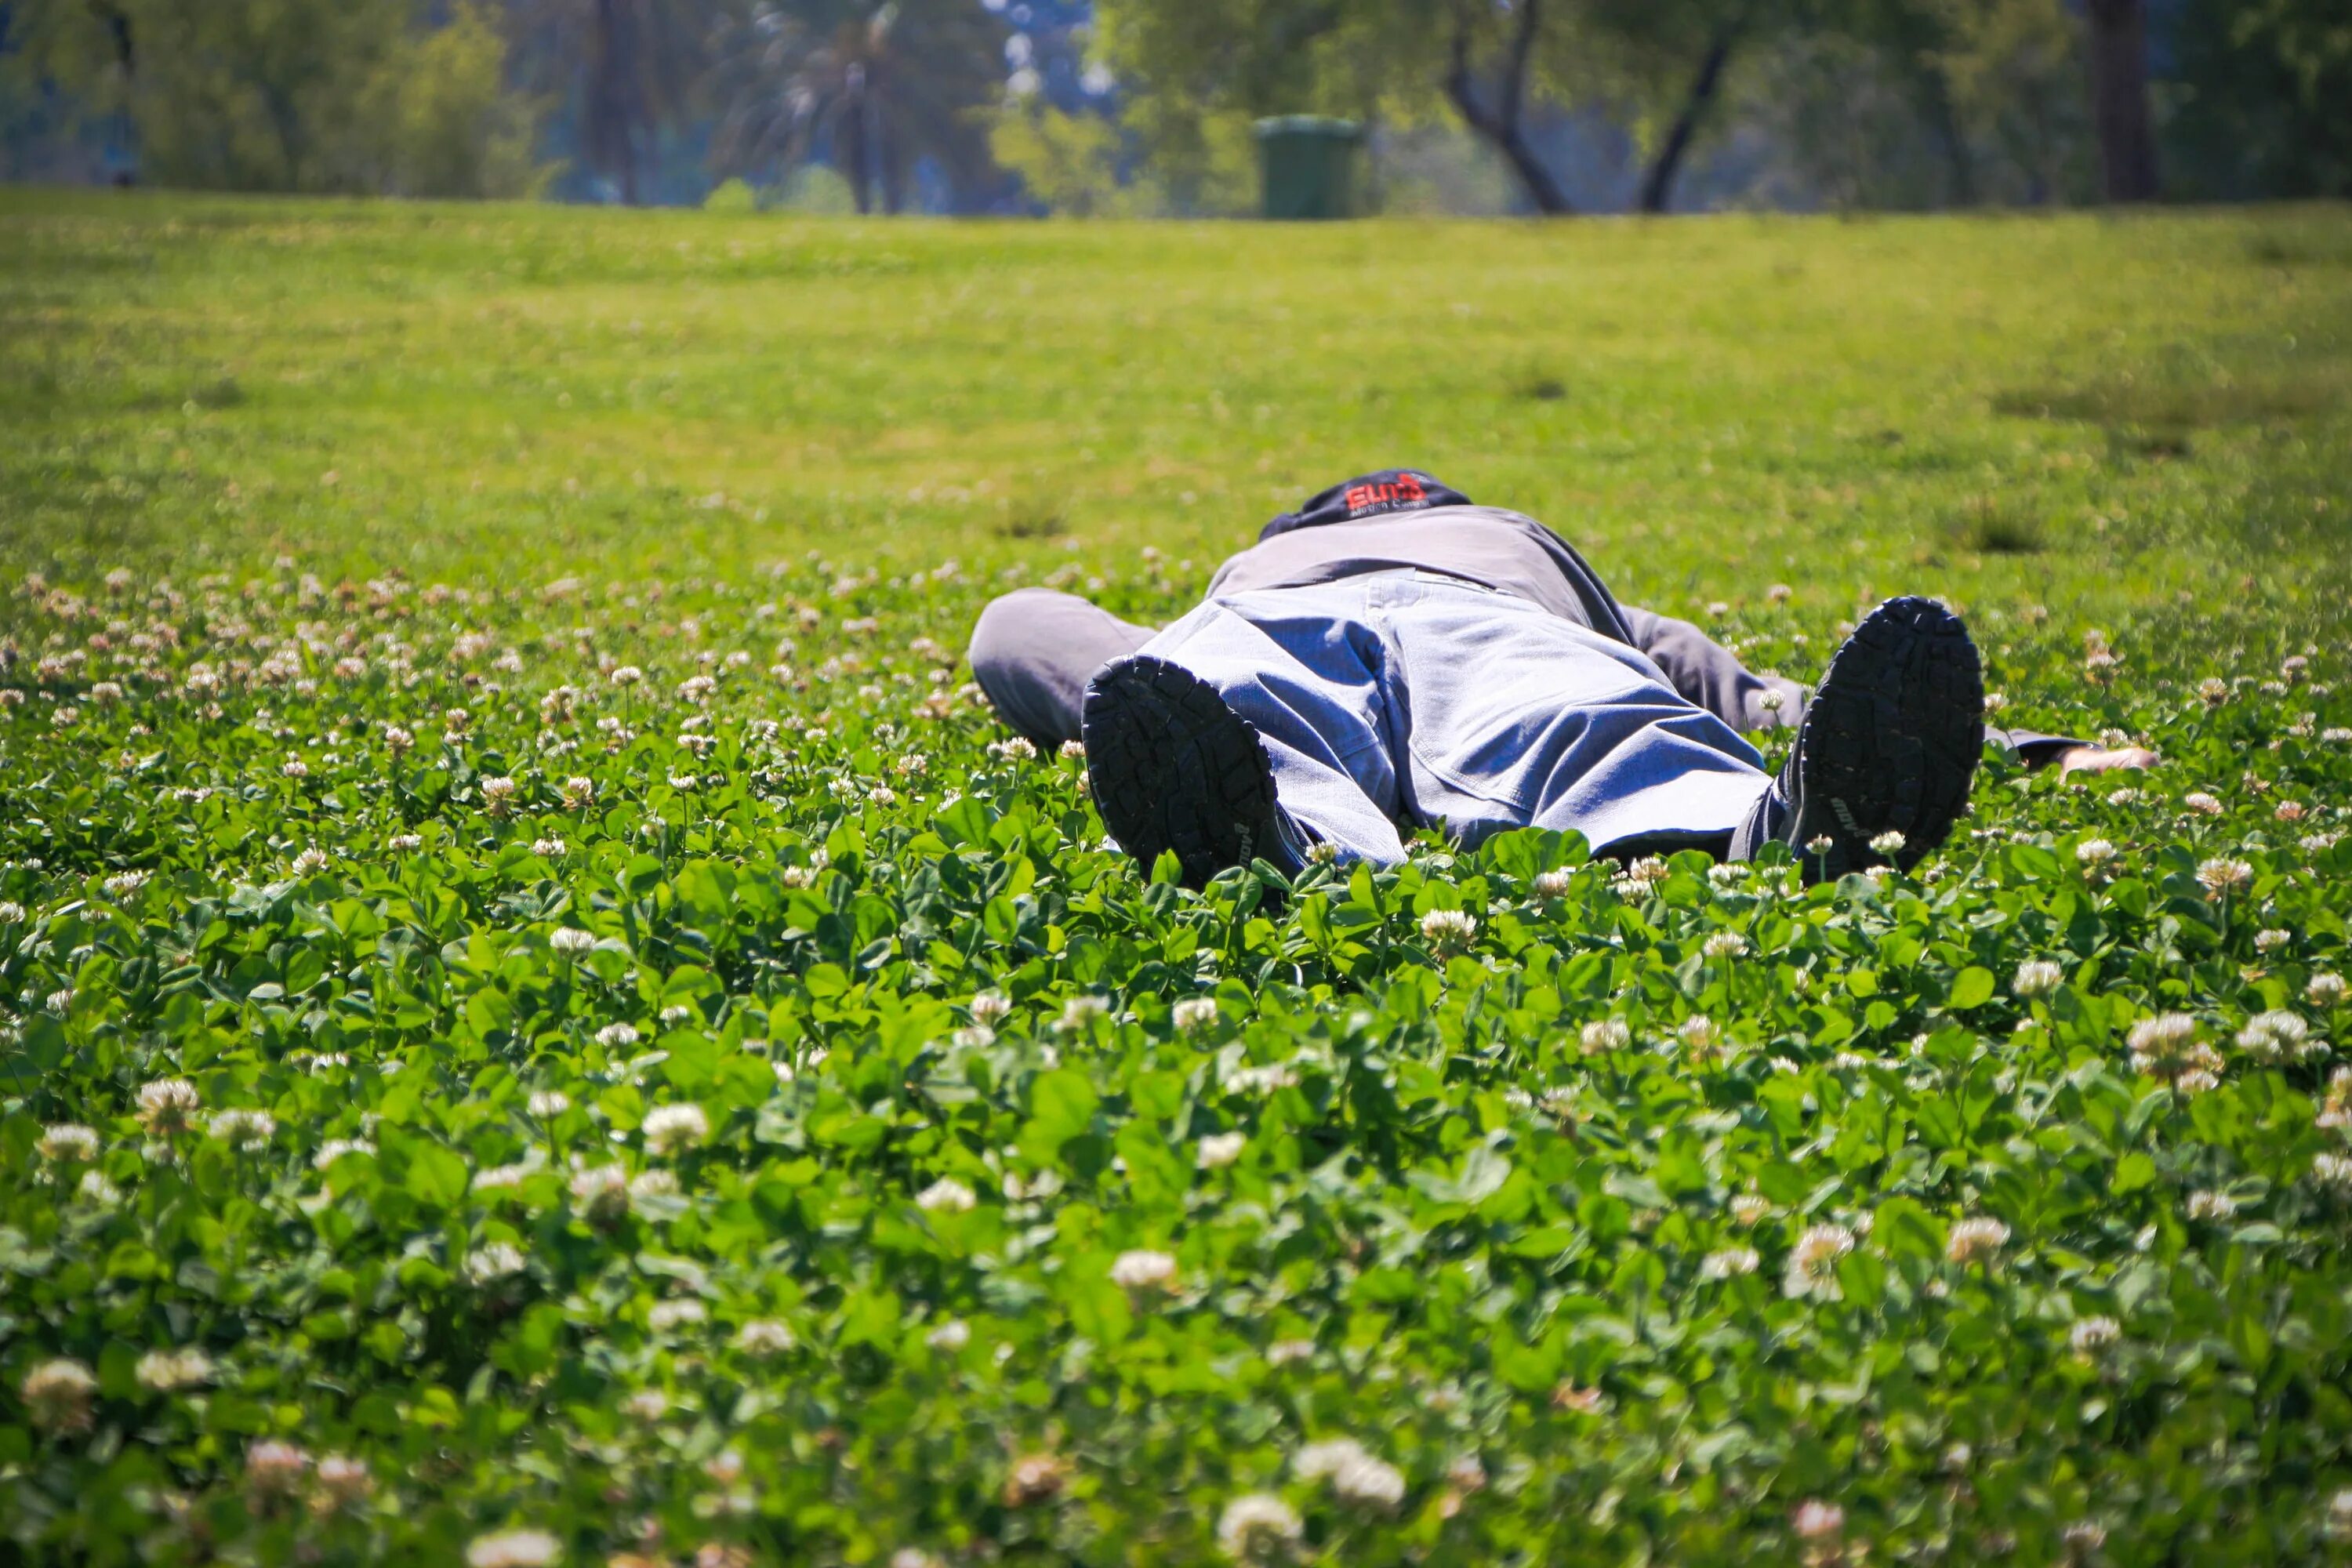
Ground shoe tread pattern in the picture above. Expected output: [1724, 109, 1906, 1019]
[1080, 655, 1279, 888]
[1795, 595, 1984, 877]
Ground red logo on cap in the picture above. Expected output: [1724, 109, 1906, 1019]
[1341, 472, 1427, 517]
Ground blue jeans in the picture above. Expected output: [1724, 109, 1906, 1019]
[1131, 571, 1775, 865]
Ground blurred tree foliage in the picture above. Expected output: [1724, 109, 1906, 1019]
[4, 0, 543, 195]
[704, 0, 1006, 214]
[2164, 0, 2352, 200]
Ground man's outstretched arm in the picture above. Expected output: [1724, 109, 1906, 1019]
[967, 587, 1156, 747]
[1621, 604, 2151, 775]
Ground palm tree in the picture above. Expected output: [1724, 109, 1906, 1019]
[510, 0, 708, 204]
[707, 0, 1005, 214]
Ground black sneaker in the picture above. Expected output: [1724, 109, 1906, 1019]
[1080, 655, 1297, 887]
[1774, 596, 1984, 880]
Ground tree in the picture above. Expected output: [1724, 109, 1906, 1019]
[2081, 0, 2157, 201]
[706, 0, 1005, 214]
[510, 0, 707, 204]
[3, 0, 541, 194]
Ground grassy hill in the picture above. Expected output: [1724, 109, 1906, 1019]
[2, 191, 2350, 1564]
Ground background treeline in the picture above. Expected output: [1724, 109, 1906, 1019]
[1, 0, 2344, 214]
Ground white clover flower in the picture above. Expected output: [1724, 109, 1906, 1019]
[648, 1298, 706, 1331]
[608, 665, 644, 687]
[383, 725, 414, 755]
[1172, 996, 1219, 1032]
[970, 989, 1013, 1025]
[2255, 928, 2291, 953]
[1292, 1436, 1372, 1479]
[2319, 1067, 2352, 1131]
[531, 837, 566, 858]
[20, 1358, 98, 1432]
[134, 1346, 212, 1393]
[1700, 1247, 1761, 1280]
[595, 1022, 641, 1049]
[1945, 1216, 2010, 1265]
[280, 757, 308, 779]
[1109, 1249, 1179, 1292]
[1215, 1493, 1303, 1563]
[1792, 1499, 1845, 1542]
[525, 1090, 572, 1119]
[289, 845, 331, 877]
[2186, 1189, 2238, 1221]
[925, 1318, 971, 1352]
[1533, 868, 1573, 897]
[313, 1138, 375, 1171]
[2183, 791, 2223, 815]
[568, 1162, 632, 1221]
[1058, 993, 1111, 1030]
[2014, 960, 2065, 997]
[465, 1528, 564, 1568]
[2311, 1152, 2352, 1196]
[641, 1102, 710, 1156]
[208, 1108, 276, 1151]
[2196, 857, 2253, 895]
[1266, 1338, 1316, 1366]
[2310, 973, 2347, 1008]
[1782, 1223, 1856, 1300]
[734, 1319, 795, 1356]
[388, 833, 423, 853]
[1197, 1131, 1247, 1170]
[135, 1077, 201, 1137]
[0, 901, 24, 923]
[314, 1454, 373, 1509]
[1332, 1450, 1406, 1509]
[2075, 837, 2117, 867]
[77, 1170, 122, 1205]
[1581, 1019, 1631, 1055]
[480, 776, 518, 815]
[2235, 1011, 2314, 1064]
[1701, 931, 1748, 960]
[245, 1439, 310, 1498]
[629, 1169, 680, 1201]
[1868, 829, 1907, 857]
[2069, 1316, 2122, 1356]
[1730, 1193, 1772, 1227]
[1419, 908, 1477, 953]
[38, 1123, 100, 1163]
[2325, 1488, 2352, 1544]
[465, 1242, 528, 1285]
[916, 1177, 977, 1214]
[103, 869, 148, 898]
[550, 927, 594, 956]
[1676, 1014, 1724, 1056]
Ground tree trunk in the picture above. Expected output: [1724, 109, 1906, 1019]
[1918, 70, 1978, 208]
[1638, 15, 1742, 215]
[2084, 0, 2158, 202]
[840, 85, 872, 215]
[1443, 0, 1575, 216]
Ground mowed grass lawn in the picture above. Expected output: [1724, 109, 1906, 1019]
[0, 191, 2350, 1565]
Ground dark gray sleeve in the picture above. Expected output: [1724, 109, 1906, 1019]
[1621, 606, 1807, 735]
[967, 588, 1156, 747]
[1622, 604, 2085, 762]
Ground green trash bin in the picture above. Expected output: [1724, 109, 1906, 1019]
[1254, 116, 1363, 220]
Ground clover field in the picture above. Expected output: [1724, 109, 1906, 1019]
[3, 191, 2352, 1566]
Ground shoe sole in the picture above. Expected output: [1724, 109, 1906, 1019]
[1790, 596, 1984, 878]
[1080, 655, 1281, 888]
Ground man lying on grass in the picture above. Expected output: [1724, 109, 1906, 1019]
[967, 470, 2155, 886]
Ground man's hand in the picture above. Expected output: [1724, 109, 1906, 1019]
[2057, 744, 2159, 780]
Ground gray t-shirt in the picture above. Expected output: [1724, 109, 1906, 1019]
[1203, 505, 1635, 642]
